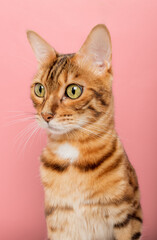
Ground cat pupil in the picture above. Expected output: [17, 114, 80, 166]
[72, 87, 76, 95]
[39, 86, 42, 93]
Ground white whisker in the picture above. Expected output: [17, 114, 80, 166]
[13, 123, 38, 155]
[77, 125, 117, 140]
[14, 122, 37, 144]
[7, 110, 35, 113]
[6, 112, 35, 119]
[4, 116, 36, 127]
[19, 125, 40, 155]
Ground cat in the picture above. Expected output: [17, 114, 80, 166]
[27, 24, 143, 240]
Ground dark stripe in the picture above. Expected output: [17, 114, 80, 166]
[133, 200, 140, 209]
[136, 204, 141, 210]
[132, 232, 141, 240]
[45, 206, 55, 217]
[83, 194, 132, 207]
[88, 105, 102, 117]
[45, 205, 73, 217]
[51, 102, 59, 114]
[47, 54, 73, 82]
[131, 213, 143, 223]
[114, 214, 132, 228]
[111, 195, 133, 205]
[115, 195, 133, 205]
[89, 88, 108, 106]
[41, 157, 69, 172]
[50, 226, 57, 232]
[43, 161, 68, 172]
[128, 176, 139, 193]
[114, 212, 143, 229]
[47, 59, 58, 79]
[71, 99, 91, 111]
[54, 58, 67, 81]
[59, 53, 75, 57]
[74, 139, 117, 171]
[56, 56, 67, 67]
[98, 154, 123, 177]
[49, 57, 66, 80]
[57, 206, 73, 211]
[75, 73, 80, 78]
[134, 185, 139, 192]
[87, 105, 96, 111]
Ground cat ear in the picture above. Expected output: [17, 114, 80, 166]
[76, 24, 112, 74]
[27, 31, 56, 65]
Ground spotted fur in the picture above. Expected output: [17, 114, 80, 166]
[27, 24, 142, 240]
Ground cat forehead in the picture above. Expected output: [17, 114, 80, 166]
[35, 52, 105, 92]
[39, 54, 81, 87]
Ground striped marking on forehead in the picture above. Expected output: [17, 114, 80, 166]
[47, 53, 75, 86]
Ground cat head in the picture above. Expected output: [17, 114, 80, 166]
[27, 24, 113, 137]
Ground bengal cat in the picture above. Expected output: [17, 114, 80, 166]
[27, 24, 142, 240]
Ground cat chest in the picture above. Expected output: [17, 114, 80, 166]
[42, 165, 118, 240]
[46, 202, 115, 240]
[41, 159, 122, 207]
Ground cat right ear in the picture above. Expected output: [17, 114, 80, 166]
[27, 31, 56, 65]
[75, 24, 112, 75]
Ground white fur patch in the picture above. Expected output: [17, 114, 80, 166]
[55, 143, 79, 163]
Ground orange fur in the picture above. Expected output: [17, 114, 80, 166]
[27, 24, 142, 240]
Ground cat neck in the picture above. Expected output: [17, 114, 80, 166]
[46, 111, 118, 166]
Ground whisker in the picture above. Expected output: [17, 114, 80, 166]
[80, 120, 110, 130]
[13, 123, 38, 154]
[31, 126, 42, 149]
[5, 116, 36, 127]
[77, 125, 117, 140]
[76, 119, 113, 133]
[19, 125, 40, 156]
[6, 112, 36, 119]
[14, 122, 37, 145]
[7, 110, 35, 113]
[78, 119, 127, 141]
[22, 126, 40, 154]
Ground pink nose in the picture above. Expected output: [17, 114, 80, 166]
[41, 112, 53, 122]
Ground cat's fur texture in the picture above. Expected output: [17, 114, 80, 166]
[27, 24, 142, 240]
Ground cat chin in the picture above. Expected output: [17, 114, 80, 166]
[47, 127, 70, 135]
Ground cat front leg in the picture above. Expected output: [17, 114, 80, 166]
[45, 204, 77, 240]
[113, 207, 142, 240]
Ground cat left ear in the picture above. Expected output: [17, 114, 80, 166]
[76, 24, 112, 74]
[27, 30, 56, 65]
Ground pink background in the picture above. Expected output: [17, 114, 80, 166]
[0, 0, 157, 239]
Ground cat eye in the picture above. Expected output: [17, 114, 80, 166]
[34, 83, 45, 98]
[65, 84, 83, 99]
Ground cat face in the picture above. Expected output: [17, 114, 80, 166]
[27, 25, 113, 135]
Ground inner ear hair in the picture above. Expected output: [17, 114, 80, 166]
[27, 30, 56, 65]
[77, 24, 112, 74]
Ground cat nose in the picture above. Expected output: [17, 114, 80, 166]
[41, 112, 54, 122]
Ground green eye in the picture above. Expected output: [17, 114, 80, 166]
[34, 83, 45, 98]
[66, 84, 83, 99]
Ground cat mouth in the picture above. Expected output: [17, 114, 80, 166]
[49, 126, 63, 132]
[37, 116, 77, 135]
[48, 125, 69, 135]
